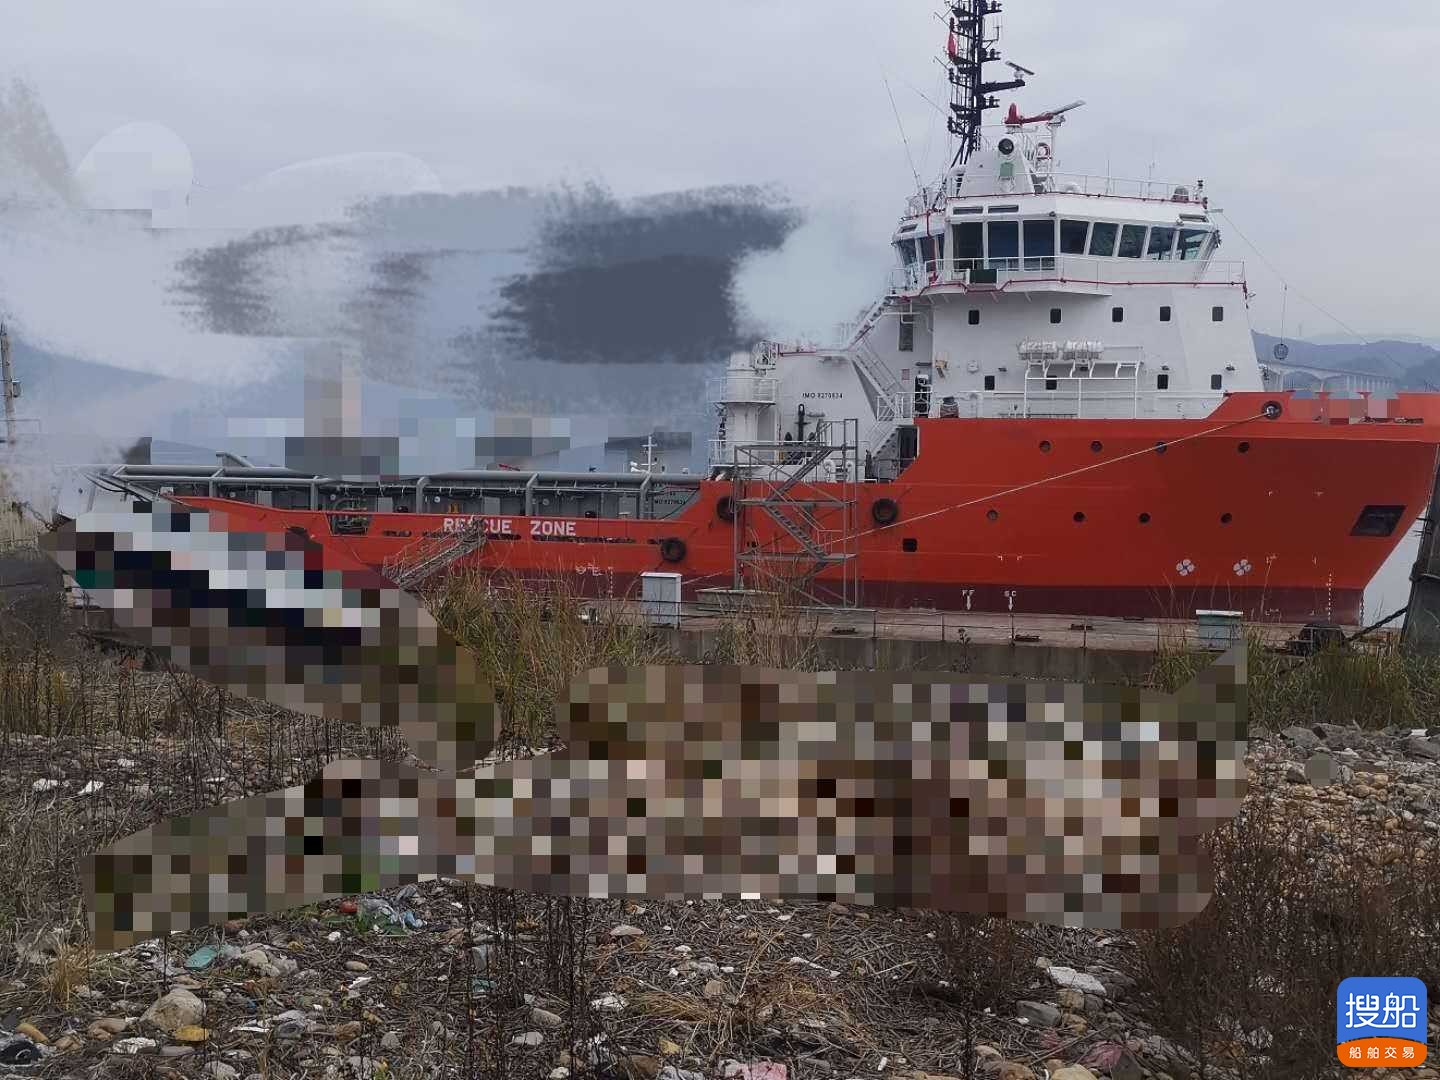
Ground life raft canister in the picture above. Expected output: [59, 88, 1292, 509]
[871, 497, 900, 526]
[660, 537, 687, 563]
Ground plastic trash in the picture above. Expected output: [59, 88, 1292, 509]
[185, 945, 221, 970]
[0, 1034, 42, 1065]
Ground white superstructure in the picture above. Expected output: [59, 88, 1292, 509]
[711, 3, 1259, 480]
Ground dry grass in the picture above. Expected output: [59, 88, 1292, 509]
[1144, 628, 1440, 732]
[1134, 796, 1440, 1079]
[423, 570, 679, 747]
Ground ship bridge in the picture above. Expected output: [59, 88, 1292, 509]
[889, 127, 1243, 298]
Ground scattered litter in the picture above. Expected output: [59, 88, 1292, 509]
[0, 1034, 43, 1065]
[116, 757, 137, 768]
[512, 1031, 544, 1047]
[590, 993, 627, 1012]
[355, 896, 423, 930]
[30, 779, 59, 793]
[348, 975, 373, 991]
[610, 924, 645, 938]
[787, 956, 840, 977]
[327, 931, 342, 943]
[720, 1062, 787, 1080]
[112, 1037, 158, 1055]
[78, 780, 104, 796]
[184, 945, 222, 970]
[1045, 966, 1107, 996]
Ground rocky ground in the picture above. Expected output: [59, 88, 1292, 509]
[0, 722, 1437, 1080]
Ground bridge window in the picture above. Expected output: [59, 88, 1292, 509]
[1045, 378, 1059, 390]
[1211, 374, 1223, 390]
[1023, 219, 1056, 270]
[953, 222, 984, 272]
[1118, 225, 1148, 259]
[1178, 229, 1208, 261]
[899, 319, 914, 352]
[918, 234, 937, 269]
[1146, 227, 1177, 260]
[1157, 373, 1170, 390]
[1160, 306, 1172, 322]
[1050, 308, 1062, 324]
[1212, 306, 1225, 322]
[1112, 307, 1125, 323]
[897, 240, 917, 267]
[968, 309, 981, 326]
[987, 221, 1019, 270]
[1060, 219, 1089, 255]
[984, 375, 996, 390]
[1088, 222, 1118, 257]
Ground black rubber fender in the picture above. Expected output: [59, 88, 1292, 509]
[659, 537, 687, 564]
[871, 497, 900, 526]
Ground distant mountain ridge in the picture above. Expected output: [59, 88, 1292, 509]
[1253, 333, 1440, 389]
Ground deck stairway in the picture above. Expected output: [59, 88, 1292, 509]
[381, 522, 486, 590]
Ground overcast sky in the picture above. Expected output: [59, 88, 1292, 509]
[4, 0, 1440, 340]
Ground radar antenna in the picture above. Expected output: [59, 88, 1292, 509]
[945, 0, 1027, 167]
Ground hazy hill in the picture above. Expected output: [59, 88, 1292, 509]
[1253, 332, 1440, 388]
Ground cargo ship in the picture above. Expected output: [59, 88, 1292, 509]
[84, 2, 1440, 625]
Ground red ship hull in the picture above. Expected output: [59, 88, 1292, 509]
[175, 393, 1440, 626]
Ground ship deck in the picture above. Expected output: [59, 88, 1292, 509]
[590, 601, 1366, 655]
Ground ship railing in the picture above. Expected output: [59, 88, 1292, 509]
[889, 256, 1245, 294]
[946, 390, 1225, 421]
[706, 374, 778, 405]
[1034, 172, 1205, 203]
[587, 601, 1387, 656]
[710, 440, 786, 468]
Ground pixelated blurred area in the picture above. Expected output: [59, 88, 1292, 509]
[39, 501, 495, 775]
[81, 656, 1246, 951]
[34, 499, 1251, 951]
[8, 514, 1439, 1080]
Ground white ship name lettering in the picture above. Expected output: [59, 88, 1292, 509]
[531, 519, 578, 538]
[443, 516, 514, 536]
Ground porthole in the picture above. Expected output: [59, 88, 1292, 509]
[986, 509, 999, 523]
[1090, 441, 1103, 453]
[1155, 441, 1168, 455]
[1039, 440, 1052, 453]
[1138, 513, 1151, 524]
[1238, 441, 1251, 454]
[1073, 512, 1087, 524]
[1220, 513, 1233, 525]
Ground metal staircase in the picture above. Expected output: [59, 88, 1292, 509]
[730, 419, 861, 607]
[381, 522, 487, 590]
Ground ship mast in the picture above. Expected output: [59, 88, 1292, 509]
[946, 0, 1027, 168]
